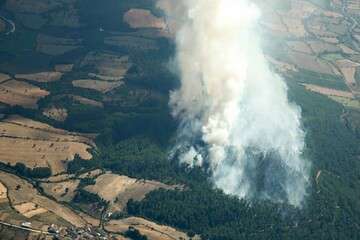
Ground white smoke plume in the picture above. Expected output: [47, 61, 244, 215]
[160, 0, 310, 207]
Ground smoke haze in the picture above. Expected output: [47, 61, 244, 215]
[161, 0, 310, 207]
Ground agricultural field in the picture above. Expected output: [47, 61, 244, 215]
[0, 80, 49, 109]
[72, 79, 124, 93]
[0, 0, 359, 239]
[124, 8, 167, 29]
[0, 115, 94, 174]
[15, 72, 63, 83]
[105, 217, 198, 240]
[84, 173, 177, 212]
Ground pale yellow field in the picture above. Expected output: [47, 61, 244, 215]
[0, 171, 91, 228]
[81, 52, 131, 81]
[15, 72, 63, 82]
[85, 173, 175, 211]
[0, 73, 10, 83]
[105, 217, 197, 240]
[14, 202, 48, 218]
[0, 182, 7, 202]
[72, 79, 124, 93]
[0, 138, 92, 174]
[0, 80, 49, 109]
[124, 9, 166, 29]
[2, 115, 95, 145]
[302, 84, 354, 98]
[41, 179, 80, 202]
[0, 115, 94, 174]
[336, 59, 360, 88]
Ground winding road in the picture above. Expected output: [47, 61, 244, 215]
[0, 14, 15, 35]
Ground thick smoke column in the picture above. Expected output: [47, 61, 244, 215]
[163, 0, 310, 207]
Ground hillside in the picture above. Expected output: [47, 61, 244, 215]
[0, 0, 359, 239]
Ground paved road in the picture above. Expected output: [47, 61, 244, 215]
[0, 220, 52, 235]
[0, 14, 15, 35]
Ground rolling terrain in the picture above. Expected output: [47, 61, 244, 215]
[0, 0, 359, 239]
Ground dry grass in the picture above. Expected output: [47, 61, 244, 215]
[2, 115, 95, 145]
[0, 138, 92, 174]
[308, 40, 340, 54]
[124, 9, 166, 29]
[0, 115, 94, 174]
[0, 73, 10, 83]
[336, 59, 360, 87]
[302, 84, 354, 98]
[0, 182, 7, 202]
[0, 170, 90, 228]
[85, 173, 176, 211]
[105, 217, 196, 240]
[288, 52, 335, 75]
[40, 179, 80, 202]
[14, 202, 48, 218]
[80, 52, 131, 81]
[72, 79, 124, 93]
[15, 72, 63, 83]
[0, 80, 49, 109]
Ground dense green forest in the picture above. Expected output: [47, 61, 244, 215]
[120, 80, 360, 240]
